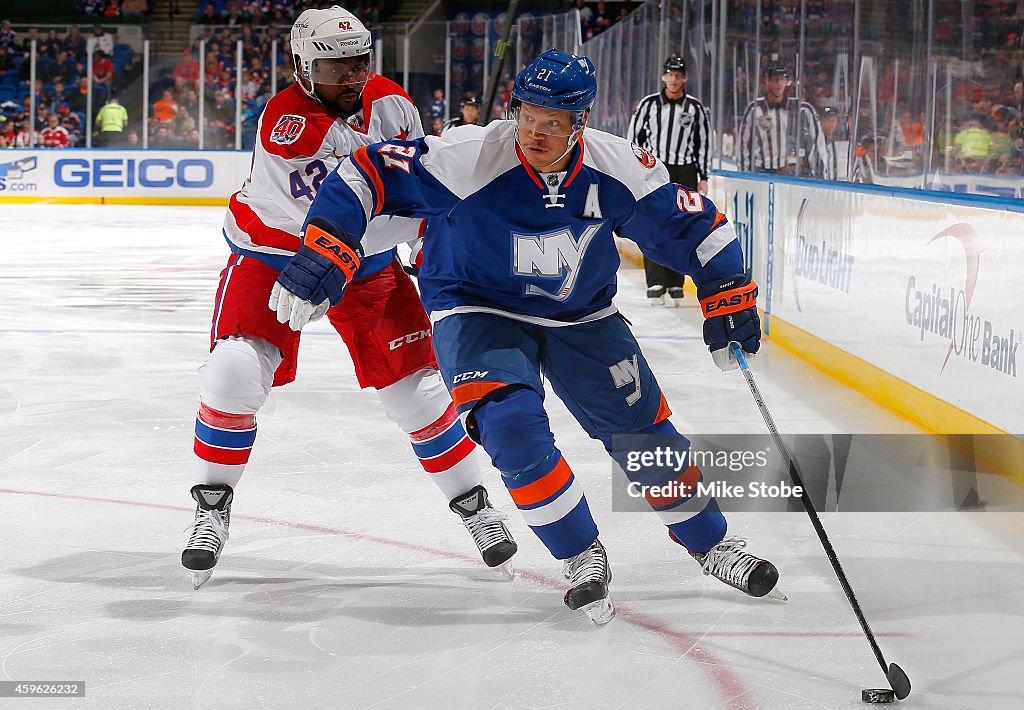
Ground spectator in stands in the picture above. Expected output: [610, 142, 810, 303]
[11, 120, 31, 148]
[64, 26, 87, 60]
[77, 0, 104, 16]
[90, 25, 114, 56]
[0, 19, 17, 52]
[952, 118, 993, 172]
[175, 49, 200, 86]
[50, 80, 68, 112]
[125, 129, 140, 146]
[40, 113, 70, 148]
[102, 0, 121, 18]
[429, 88, 445, 122]
[52, 50, 78, 84]
[151, 122, 178, 148]
[92, 50, 115, 95]
[58, 103, 81, 144]
[95, 95, 127, 146]
[121, 0, 149, 20]
[0, 45, 11, 73]
[206, 89, 235, 147]
[199, 4, 219, 25]
[897, 111, 925, 151]
[20, 27, 40, 55]
[153, 89, 179, 124]
[225, 4, 245, 27]
[40, 29, 61, 60]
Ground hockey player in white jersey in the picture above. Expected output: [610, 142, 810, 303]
[181, 6, 516, 589]
[269, 48, 784, 624]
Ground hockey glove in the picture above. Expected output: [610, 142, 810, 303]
[698, 274, 760, 372]
[270, 217, 362, 332]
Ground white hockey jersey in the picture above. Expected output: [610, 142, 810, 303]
[222, 77, 424, 272]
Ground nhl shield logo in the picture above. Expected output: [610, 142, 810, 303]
[270, 114, 306, 145]
[631, 143, 657, 169]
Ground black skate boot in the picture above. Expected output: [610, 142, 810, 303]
[667, 286, 686, 307]
[679, 533, 786, 600]
[562, 539, 615, 625]
[182, 484, 233, 590]
[449, 485, 517, 578]
[647, 285, 666, 306]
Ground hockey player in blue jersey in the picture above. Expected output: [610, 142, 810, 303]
[270, 48, 783, 625]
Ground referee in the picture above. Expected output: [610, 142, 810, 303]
[627, 55, 710, 306]
[737, 60, 830, 179]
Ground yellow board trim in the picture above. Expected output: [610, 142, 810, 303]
[768, 316, 1023, 484]
[0, 196, 229, 206]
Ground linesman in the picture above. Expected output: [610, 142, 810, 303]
[442, 95, 480, 133]
[627, 55, 710, 306]
[738, 60, 830, 179]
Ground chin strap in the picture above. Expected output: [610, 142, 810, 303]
[513, 127, 584, 173]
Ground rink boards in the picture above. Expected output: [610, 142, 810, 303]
[1, 148, 1020, 476]
[708, 174, 1023, 478]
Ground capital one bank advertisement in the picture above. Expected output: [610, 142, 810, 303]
[771, 184, 1023, 433]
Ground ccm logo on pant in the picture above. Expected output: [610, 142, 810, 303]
[388, 329, 431, 350]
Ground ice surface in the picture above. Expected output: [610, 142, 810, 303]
[1, 205, 1021, 709]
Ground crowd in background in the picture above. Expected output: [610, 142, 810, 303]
[0, 21, 133, 148]
[3, 0, 1024, 181]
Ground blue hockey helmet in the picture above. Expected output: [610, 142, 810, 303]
[510, 48, 597, 133]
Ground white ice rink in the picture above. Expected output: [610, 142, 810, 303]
[2, 204, 1022, 709]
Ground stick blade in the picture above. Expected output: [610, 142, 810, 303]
[887, 663, 911, 700]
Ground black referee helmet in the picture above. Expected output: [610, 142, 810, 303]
[762, 60, 790, 78]
[460, 95, 479, 107]
[663, 55, 687, 74]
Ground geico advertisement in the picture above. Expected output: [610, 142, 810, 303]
[771, 183, 1022, 432]
[0, 150, 250, 197]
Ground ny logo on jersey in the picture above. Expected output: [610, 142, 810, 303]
[270, 114, 307, 145]
[513, 223, 602, 301]
[609, 355, 642, 406]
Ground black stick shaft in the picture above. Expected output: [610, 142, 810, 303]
[730, 343, 890, 676]
[479, 0, 521, 125]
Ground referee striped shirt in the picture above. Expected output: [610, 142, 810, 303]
[738, 97, 831, 179]
[627, 90, 711, 179]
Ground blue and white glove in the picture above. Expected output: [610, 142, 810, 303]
[698, 274, 760, 371]
[269, 217, 362, 331]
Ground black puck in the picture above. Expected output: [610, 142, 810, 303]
[862, 688, 895, 703]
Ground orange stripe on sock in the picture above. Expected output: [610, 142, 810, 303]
[450, 381, 506, 409]
[353, 146, 385, 215]
[645, 464, 702, 508]
[508, 457, 573, 507]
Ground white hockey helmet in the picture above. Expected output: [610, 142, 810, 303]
[291, 6, 372, 96]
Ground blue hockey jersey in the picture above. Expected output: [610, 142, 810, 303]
[304, 120, 745, 325]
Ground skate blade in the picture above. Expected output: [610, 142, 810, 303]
[580, 597, 616, 626]
[497, 562, 514, 581]
[766, 586, 787, 601]
[190, 569, 214, 590]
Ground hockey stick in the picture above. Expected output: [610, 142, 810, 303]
[479, 0, 521, 125]
[729, 341, 912, 701]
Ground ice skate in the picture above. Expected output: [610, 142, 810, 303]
[647, 285, 666, 306]
[667, 286, 685, 307]
[449, 485, 517, 579]
[682, 534, 786, 600]
[562, 539, 615, 625]
[181, 484, 233, 590]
